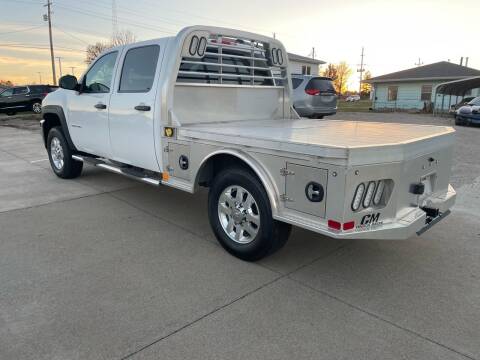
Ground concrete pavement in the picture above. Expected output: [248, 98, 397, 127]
[0, 113, 479, 359]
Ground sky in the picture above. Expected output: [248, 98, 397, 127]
[0, 0, 479, 89]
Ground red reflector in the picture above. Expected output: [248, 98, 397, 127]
[343, 221, 355, 231]
[305, 88, 320, 95]
[328, 220, 341, 231]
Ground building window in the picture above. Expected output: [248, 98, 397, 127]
[421, 85, 432, 101]
[387, 86, 398, 101]
[302, 65, 311, 75]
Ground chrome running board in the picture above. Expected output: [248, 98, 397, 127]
[72, 155, 161, 186]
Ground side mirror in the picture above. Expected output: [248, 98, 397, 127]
[59, 75, 78, 90]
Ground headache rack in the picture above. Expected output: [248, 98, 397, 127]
[177, 34, 287, 87]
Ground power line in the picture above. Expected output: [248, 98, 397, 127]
[53, 26, 90, 45]
[0, 25, 44, 36]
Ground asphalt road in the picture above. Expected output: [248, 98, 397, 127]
[0, 112, 479, 360]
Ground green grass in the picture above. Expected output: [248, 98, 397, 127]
[337, 99, 372, 112]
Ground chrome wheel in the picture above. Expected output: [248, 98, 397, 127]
[50, 137, 64, 170]
[217, 185, 260, 244]
[32, 102, 42, 114]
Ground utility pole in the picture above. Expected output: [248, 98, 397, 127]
[37, 72, 42, 84]
[56, 57, 63, 77]
[465, 57, 469, 67]
[414, 57, 423, 66]
[112, 0, 118, 36]
[70, 66, 76, 76]
[357, 46, 365, 95]
[272, 32, 276, 39]
[44, 0, 56, 85]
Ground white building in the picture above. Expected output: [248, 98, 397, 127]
[288, 53, 325, 76]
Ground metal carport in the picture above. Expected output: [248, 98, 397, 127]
[434, 76, 480, 116]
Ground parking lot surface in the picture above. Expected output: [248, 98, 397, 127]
[1, 112, 479, 360]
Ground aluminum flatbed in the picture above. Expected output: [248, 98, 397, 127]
[179, 119, 455, 165]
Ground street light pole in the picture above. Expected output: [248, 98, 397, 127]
[37, 72, 42, 84]
[44, 0, 57, 85]
[56, 57, 63, 77]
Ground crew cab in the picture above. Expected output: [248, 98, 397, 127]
[41, 26, 456, 261]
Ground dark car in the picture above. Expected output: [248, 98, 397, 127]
[0, 85, 57, 115]
[449, 96, 476, 114]
[455, 96, 480, 126]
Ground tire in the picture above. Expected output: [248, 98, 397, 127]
[316, 115, 324, 119]
[31, 101, 42, 114]
[47, 126, 83, 179]
[208, 166, 291, 261]
[455, 117, 466, 126]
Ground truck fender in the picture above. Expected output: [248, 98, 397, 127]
[41, 105, 77, 151]
[195, 149, 280, 214]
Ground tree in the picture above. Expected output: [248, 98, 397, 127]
[360, 70, 372, 97]
[333, 61, 352, 95]
[0, 80, 14, 87]
[85, 30, 137, 64]
[322, 64, 338, 81]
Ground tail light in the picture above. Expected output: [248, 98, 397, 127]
[42, 92, 48, 97]
[305, 88, 321, 96]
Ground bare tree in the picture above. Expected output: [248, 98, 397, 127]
[111, 30, 136, 47]
[85, 30, 137, 64]
[0, 80, 14, 87]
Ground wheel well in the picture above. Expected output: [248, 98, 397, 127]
[196, 154, 259, 188]
[42, 113, 61, 147]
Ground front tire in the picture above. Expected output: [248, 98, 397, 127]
[31, 101, 42, 114]
[208, 167, 291, 261]
[47, 127, 83, 179]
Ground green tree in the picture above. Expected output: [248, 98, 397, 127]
[360, 70, 372, 97]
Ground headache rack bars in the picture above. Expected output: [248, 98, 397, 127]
[177, 36, 286, 87]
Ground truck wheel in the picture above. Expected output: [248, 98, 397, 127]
[208, 167, 291, 261]
[47, 127, 83, 179]
[31, 101, 42, 114]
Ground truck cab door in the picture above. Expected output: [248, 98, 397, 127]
[108, 43, 163, 171]
[66, 51, 119, 158]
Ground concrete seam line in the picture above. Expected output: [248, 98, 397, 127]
[118, 274, 286, 360]
[0, 186, 138, 215]
[289, 279, 478, 360]
[117, 239, 353, 359]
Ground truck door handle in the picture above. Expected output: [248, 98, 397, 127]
[134, 105, 151, 111]
[94, 103, 107, 110]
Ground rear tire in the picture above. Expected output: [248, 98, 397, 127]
[208, 166, 291, 261]
[47, 127, 83, 179]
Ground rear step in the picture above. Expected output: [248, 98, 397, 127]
[72, 155, 162, 186]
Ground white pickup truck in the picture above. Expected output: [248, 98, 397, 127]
[41, 26, 456, 261]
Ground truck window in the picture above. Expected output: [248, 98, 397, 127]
[84, 52, 118, 93]
[119, 45, 160, 93]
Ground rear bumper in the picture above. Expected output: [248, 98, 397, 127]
[295, 105, 337, 117]
[276, 185, 456, 240]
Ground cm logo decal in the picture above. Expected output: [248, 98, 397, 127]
[361, 212, 381, 225]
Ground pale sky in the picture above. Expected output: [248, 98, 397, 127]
[0, 0, 479, 89]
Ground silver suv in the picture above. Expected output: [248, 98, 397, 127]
[291, 75, 337, 118]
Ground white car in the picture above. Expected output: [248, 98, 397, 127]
[345, 94, 361, 102]
[40, 26, 456, 261]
